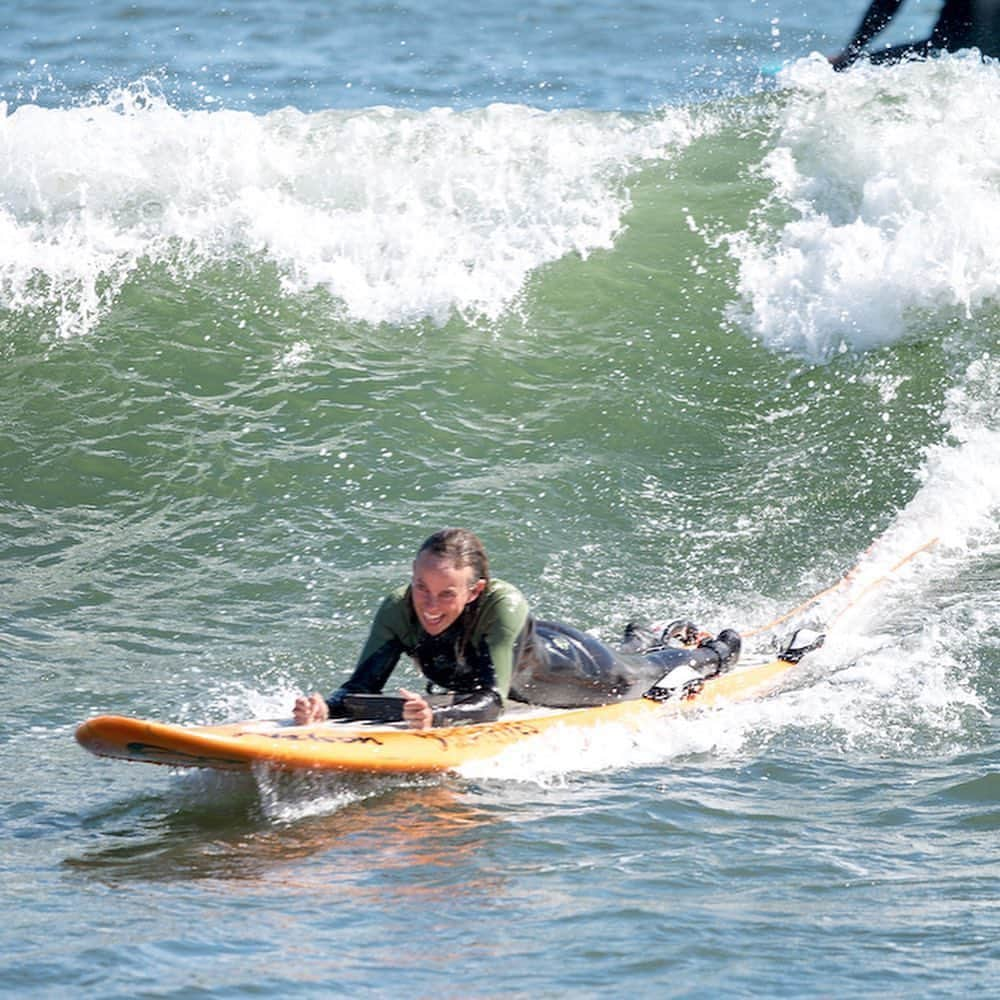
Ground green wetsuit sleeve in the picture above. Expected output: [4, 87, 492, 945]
[325, 591, 411, 716]
[474, 581, 530, 703]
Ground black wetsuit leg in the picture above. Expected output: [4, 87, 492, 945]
[508, 621, 740, 708]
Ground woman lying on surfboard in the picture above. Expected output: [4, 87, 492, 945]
[293, 527, 741, 730]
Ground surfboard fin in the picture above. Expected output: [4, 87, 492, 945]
[777, 627, 826, 663]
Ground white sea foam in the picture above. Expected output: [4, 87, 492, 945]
[749, 355, 998, 757]
[729, 52, 1000, 361]
[0, 83, 699, 337]
[827, 353, 999, 637]
[465, 355, 998, 782]
[457, 706, 763, 783]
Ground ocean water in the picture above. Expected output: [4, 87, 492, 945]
[2, 1, 998, 997]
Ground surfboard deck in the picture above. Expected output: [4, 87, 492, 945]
[76, 652, 803, 774]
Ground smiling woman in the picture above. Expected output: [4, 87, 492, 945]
[410, 528, 491, 636]
[292, 527, 743, 730]
[293, 527, 530, 729]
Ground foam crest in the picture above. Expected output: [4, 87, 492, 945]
[0, 84, 698, 337]
[875, 355, 997, 558]
[730, 53, 1000, 360]
[457, 708, 761, 783]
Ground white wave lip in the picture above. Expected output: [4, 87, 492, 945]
[847, 352, 999, 593]
[731, 52, 1000, 360]
[0, 85, 696, 337]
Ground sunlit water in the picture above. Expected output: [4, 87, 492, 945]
[2, 2, 998, 996]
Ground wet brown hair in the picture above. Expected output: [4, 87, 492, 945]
[417, 527, 491, 586]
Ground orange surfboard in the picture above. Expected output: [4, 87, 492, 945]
[76, 651, 805, 774]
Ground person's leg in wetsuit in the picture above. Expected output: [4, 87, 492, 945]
[508, 620, 741, 708]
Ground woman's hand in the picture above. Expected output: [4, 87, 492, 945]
[293, 692, 329, 726]
[400, 688, 433, 730]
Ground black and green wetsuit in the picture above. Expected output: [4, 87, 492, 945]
[326, 577, 743, 727]
[326, 579, 529, 727]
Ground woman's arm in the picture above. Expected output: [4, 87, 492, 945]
[475, 583, 530, 702]
[292, 591, 408, 724]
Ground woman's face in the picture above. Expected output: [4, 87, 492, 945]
[410, 552, 485, 635]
